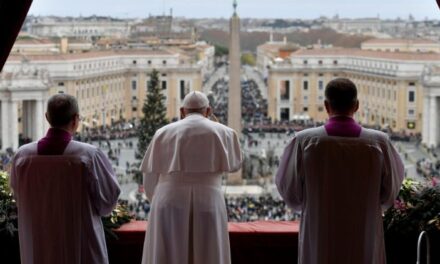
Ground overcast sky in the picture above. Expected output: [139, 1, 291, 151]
[28, 0, 440, 20]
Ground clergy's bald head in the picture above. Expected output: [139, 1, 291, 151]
[46, 93, 80, 132]
[180, 91, 212, 119]
[324, 78, 359, 116]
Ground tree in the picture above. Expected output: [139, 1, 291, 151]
[136, 69, 168, 159]
[241, 52, 256, 66]
[214, 44, 229, 57]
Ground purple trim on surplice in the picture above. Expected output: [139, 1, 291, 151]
[324, 116, 362, 137]
[37, 128, 72, 155]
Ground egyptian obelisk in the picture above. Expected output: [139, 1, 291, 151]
[228, 0, 242, 183]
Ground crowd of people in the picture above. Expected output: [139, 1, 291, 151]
[226, 194, 299, 222]
[243, 119, 322, 135]
[76, 121, 137, 142]
[0, 148, 14, 171]
[124, 193, 300, 222]
[417, 157, 440, 179]
[209, 77, 268, 125]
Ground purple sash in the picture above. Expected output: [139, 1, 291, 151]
[324, 116, 361, 137]
[37, 128, 72, 155]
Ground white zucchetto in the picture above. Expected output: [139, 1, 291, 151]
[182, 91, 209, 109]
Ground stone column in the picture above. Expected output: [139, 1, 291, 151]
[1, 100, 10, 151]
[34, 99, 45, 140]
[422, 95, 430, 145]
[227, 4, 242, 183]
[429, 96, 438, 147]
[22, 101, 33, 140]
[228, 12, 241, 136]
[42, 99, 50, 133]
[11, 101, 19, 150]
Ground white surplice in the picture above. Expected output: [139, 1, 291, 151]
[10, 141, 121, 264]
[140, 113, 242, 264]
[276, 127, 404, 264]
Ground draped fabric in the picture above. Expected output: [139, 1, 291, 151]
[324, 116, 362, 137]
[140, 114, 242, 264]
[0, 0, 32, 71]
[37, 128, 72, 155]
[140, 114, 242, 201]
[10, 141, 121, 264]
[276, 126, 404, 264]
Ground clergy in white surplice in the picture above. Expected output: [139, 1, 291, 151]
[276, 78, 404, 264]
[140, 91, 242, 264]
[10, 93, 120, 264]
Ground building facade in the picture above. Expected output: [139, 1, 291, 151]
[259, 43, 440, 146]
[361, 38, 440, 53]
[0, 44, 214, 150]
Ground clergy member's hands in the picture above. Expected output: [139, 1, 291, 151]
[209, 114, 219, 123]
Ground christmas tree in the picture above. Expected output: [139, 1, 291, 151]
[136, 69, 168, 159]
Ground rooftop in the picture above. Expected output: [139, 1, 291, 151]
[292, 48, 440, 61]
[362, 38, 439, 45]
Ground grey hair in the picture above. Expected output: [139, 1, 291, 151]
[46, 93, 79, 127]
[185, 107, 208, 114]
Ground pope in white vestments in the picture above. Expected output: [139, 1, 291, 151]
[10, 94, 120, 264]
[140, 91, 242, 264]
[276, 78, 404, 264]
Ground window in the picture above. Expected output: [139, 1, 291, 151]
[162, 81, 167, 90]
[318, 60, 323, 65]
[408, 91, 415, 102]
[148, 60, 152, 65]
[408, 109, 415, 116]
[318, 106, 324, 112]
[132, 107, 137, 112]
[132, 96, 137, 100]
[131, 80, 137, 90]
[303, 107, 308, 112]
[163, 60, 167, 65]
[303, 80, 308, 91]
[280, 108, 289, 121]
[333, 60, 338, 65]
[180, 80, 190, 100]
[303, 60, 308, 65]
[132, 60, 137, 65]
[280, 80, 290, 100]
[318, 80, 324, 90]
[58, 82, 65, 86]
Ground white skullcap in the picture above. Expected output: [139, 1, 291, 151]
[182, 91, 209, 109]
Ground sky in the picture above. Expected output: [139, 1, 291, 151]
[28, 0, 440, 20]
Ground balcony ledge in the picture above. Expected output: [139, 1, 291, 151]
[108, 220, 300, 264]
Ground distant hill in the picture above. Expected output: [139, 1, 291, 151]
[200, 28, 372, 52]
